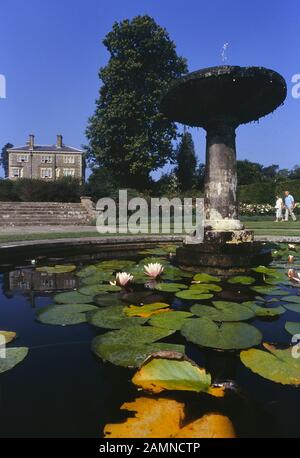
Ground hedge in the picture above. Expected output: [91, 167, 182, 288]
[238, 180, 300, 204]
[0, 177, 85, 202]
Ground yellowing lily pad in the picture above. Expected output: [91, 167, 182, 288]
[104, 397, 185, 438]
[240, 343, 300, 385]
[0, 331, 17, 344]
[174, 413, 236, 438]
[132, 353, 211, 393]
[124, 303, 170, 318]
[181, 317, 262, 350]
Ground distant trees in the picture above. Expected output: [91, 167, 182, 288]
[86, 15, 187, 190]
[175, 131, 197, 191]
[1, 143, 13, 177]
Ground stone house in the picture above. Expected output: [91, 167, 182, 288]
[7, 134, 84, 181]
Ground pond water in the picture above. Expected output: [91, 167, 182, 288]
[0, 243, 300, 438]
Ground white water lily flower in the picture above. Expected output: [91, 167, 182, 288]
[288, 244, 296, 250]
[288, 269, 300, 283]
[110, 272, 133, 287]
[144, 262, 164, 279]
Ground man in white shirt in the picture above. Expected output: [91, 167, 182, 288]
[284, 191, 297, 221]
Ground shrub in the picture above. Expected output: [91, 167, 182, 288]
[238, 182, 275, 204]
[0, 177, 85, 202]
[275, 180, 300, 202]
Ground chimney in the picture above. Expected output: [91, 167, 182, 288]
[57, 134, 63, 148]
[29, 134, 35, 150]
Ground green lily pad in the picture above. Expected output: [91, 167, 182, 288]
[181, 317, 262, 350]
[227, 276, 255, 285]
[96, 260, 136, 270]
[36, 264, 76, 274]
[87, 306, 147, 329]
[92, 340, 185, 368]
[252, 266, 279, 276]
[94, 293, 124, 307]
[175, 290, 213, 301]
[54, 291, 94, 304]
[139, 248, 169, 256]
[155, 283, 188, 293]
[161, 267, 192, 280]
[91, 327, 178, 367]
[242, 302, 286, 317]
[78, 285, 112, 296]
[36, 303, 98, 326]
[282, 302, 300, 313]
[149, 311, 194, 330]
[132, 355, 211, 393]
[190, 301, 255, 322]
[285, 321, 300, 335]
[240, 343, 300, 385]
[193, 273, 221, 283]
[76, 265, 99, 278]
[0, 347, 29, 374]
[250, 286, 289, 295]
[282, 296, 300, 304]
[190, 283, 222, 292]
[80, 272, 114, 285]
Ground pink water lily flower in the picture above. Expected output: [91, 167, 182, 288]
[287, 269, 300, 283]
[144, 262, 164, 279]
[288, 255, 294, 263]
[110, 272, 134, 287]
[288, 244, 296, 250]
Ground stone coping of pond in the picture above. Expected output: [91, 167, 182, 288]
[0, 234, 299, 251]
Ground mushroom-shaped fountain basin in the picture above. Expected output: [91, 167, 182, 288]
[161, 66, 287, 127]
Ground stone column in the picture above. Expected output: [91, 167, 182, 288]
[204, 122, 243, 231]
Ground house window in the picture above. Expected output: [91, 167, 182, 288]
[55, 168, 60, 178]
[41, 155, 52, 163]
[63, 168, 75, 177]
[12, 167, 23, 178]
[17, 154, 29, 163]
[40, 168, 52, 179]
[63, 155, 75, 164]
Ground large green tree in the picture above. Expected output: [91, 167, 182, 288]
[86, 15, 187, 189]
[1, 143, 13, 177]
[175, 131, 197, 191]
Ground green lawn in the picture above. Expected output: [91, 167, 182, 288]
[0, 219, 299, 243]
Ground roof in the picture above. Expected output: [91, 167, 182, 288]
[8, 145, 83, 153]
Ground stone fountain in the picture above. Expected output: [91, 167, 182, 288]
[161, 66, 287, 272]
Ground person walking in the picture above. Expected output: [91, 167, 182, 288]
[275, 195, 283, 222]
[284, 191, 297, 221]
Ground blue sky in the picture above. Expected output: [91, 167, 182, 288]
[0, 0, 299, 179]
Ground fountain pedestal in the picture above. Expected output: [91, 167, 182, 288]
[161, 65, 287, 272]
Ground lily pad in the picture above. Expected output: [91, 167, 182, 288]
[0, 331, 17, 344]
[132, 354, 211, 393]
[92, 327, 178, 367]
[227, 276, 255, 285]
[76, 265, 99, 278]
[149, 311, 194, 330]
[250, 286, 289, 295]
[78, 285, 111, 296]
[80, 272, 114, 285]
[190, 301, 255, 322]
[54, 291, 94, 304]
[36, 303, 98, 326]
[94, 293, 124, 307]
[124, 303, 170, 318]
[0, 347, 29, 374]
[155, 283, 188, 293]
[121, 291, 163, 305]
[175, 290, 214, 301]
[242, 302, 286, 317]
[36, 264, 76, 274]
[181, 317, 262, 350]
[87, 306, 147, 329]
[252, 266, 279, 276]
[282, 295, 300, 304]
[282, 302, 300, 313]
[96, 260, 136, 270]
[193, 273, 221, 283]
[190, 283, 222, 292]
[240, 343, 300, 385]
[285, 321, 300, 336]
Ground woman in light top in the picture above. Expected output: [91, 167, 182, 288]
[275, 195, 283, 222]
